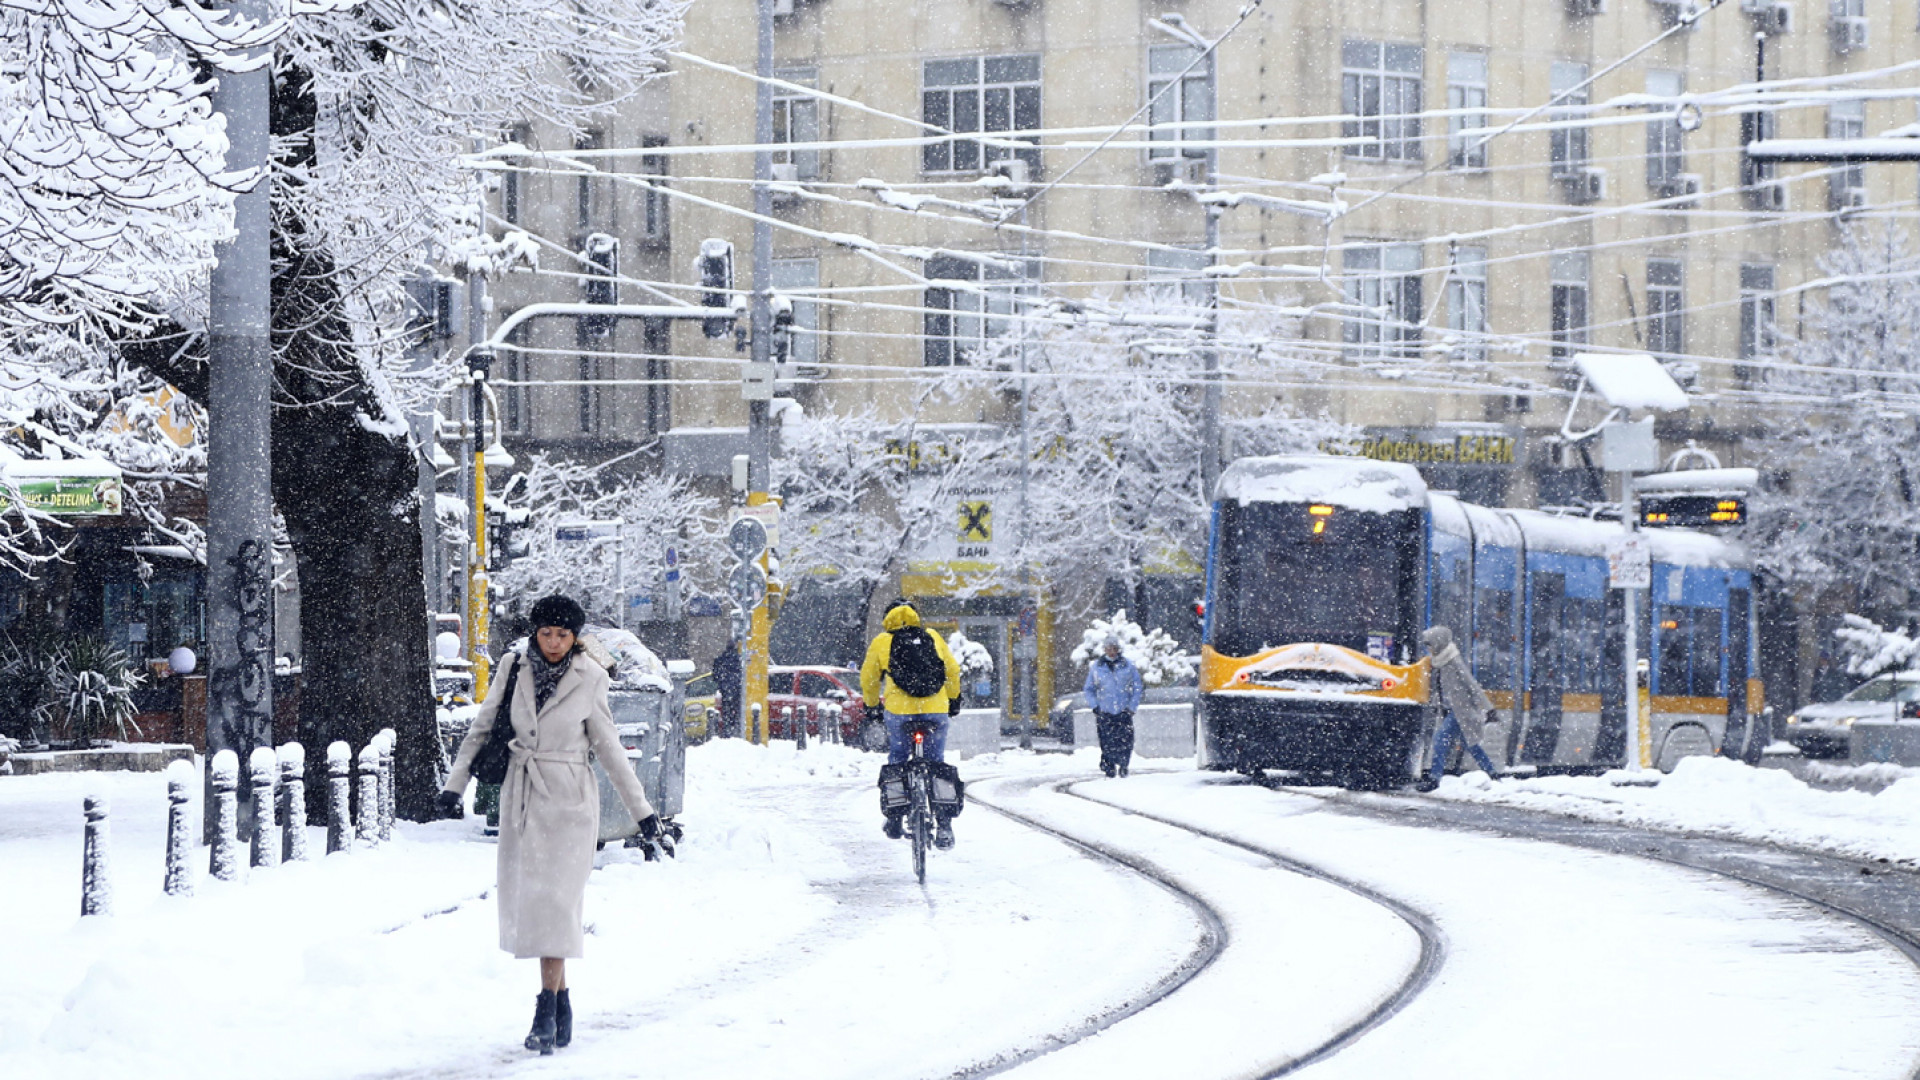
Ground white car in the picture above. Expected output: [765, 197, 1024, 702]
[1783, 672, 1920, 758]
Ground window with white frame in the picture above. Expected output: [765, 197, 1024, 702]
[1645, 71, 1686, 194]
[1550, 252, 1589, 361]
[1446, 245, 1487, 358]
[1342, 41, 1424, 162]
[923, 254, 1037, 366]
[1447, 51, 1488, 170]
[1344, 242, 1422, 358]
[640, 137, 668, 241]
[1148, 44, 1215, 161]
[1548, 61, 1590, 178]
[773, 68, 821, 180]
[1145, 246, 1213, 306]
[1827, 99, 1866, 209]
[1646, 258, 1684, 359]
[503, 123, 531, 226]
[772, 257, 820, 369]
[1738, 264, 1776, 382]
[922, 55, 1042, 176]
[502, 322, 530, 436]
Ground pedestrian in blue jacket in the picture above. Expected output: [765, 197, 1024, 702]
[1083, 635, 1145, 777]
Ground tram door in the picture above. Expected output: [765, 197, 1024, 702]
[1520, 572, 1565, 766]
[1724, 586, 1753, 762]
[1596, 589, 1629, 766]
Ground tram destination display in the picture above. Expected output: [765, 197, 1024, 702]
[1639, 494, 1746, 528]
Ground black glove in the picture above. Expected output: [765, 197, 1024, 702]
[435, 790, 463, 816]
[1486, 710, 1499, 727]
[637, 814, 663, 840]
[948, 696, 962, 717]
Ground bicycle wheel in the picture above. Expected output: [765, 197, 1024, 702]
[907, 768, 929, 884]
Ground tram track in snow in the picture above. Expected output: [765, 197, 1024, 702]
[967, 773, 1446, 1080]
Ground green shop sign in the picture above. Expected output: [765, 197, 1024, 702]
[8, 473, 123, 516]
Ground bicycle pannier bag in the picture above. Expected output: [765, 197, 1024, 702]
[887, 627, 947, 698]
[877, 762, 910, 815]
[930, 761, 965, 818]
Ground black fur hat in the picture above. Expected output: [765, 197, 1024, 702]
[529, 594, 587, 635]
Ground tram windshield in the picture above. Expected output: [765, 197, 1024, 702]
[1209, 502, 1420, 658]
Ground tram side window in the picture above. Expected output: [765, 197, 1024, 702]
[1430, 536, 1472, 645]
[1656, 607, 1690, 696]
[1570, 597, 1606, 694]
[1473, 586, 1514, 690]
[1690, 606, 1724, 696]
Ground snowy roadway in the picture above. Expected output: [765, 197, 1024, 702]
[4, 744, 1920, 1079]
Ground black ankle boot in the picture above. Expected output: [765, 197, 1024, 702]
[554, 988, 572, 1048]
[526, 989, 556, 1055]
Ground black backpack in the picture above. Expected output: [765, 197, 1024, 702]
[887, 626, 947, 698]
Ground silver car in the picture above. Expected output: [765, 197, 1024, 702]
[1783, 673, 1920, 758]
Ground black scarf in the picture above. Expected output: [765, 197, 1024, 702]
[530, 649, 574, 711]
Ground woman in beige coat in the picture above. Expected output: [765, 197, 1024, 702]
[438, 594, 658, 1055]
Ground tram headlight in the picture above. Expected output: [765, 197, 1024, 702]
[1308, 504, 1334, 537]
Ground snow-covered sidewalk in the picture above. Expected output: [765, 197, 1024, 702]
[1422, 755, 1920, 869]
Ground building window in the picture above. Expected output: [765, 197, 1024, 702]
[580, 233, 618, 342]
[1550, 252, 1589, 361]
[1445, 245, 1487, 359]
[503, 123, 531, 226]
[773, 68, 821, 180]
[923, 254, 1037, 366]
[1738, 263, 1776, 384]
[577, 345, 605, 436]
[922, 55, 1042, 176]
[772, 257, 820, 369]
[1342, 41, 1423, 162]
[1148, 44, 1215, 161]
[1740, 107, 1778, 193]
[640, 136, 668, 240]
[1446, 51, 1487, 170]
[1645, 71, 1686, 194]
[1828, 99, 1866, 209]
[1344, 241, 1422, 359]
[1548, 61, 1590, 178]
[643, 318, 670, 436]
[1145, 246, 1213, 306]
[502, 323, 530, 436]
[1647, 258, 1684, 359]
[574, 129, 603, 234]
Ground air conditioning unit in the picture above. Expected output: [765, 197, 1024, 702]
[1566, 0, 1605, 14]
[1152, 155, 1209, 187]
[769, 162, 800, 184]
[771, 0, 795, 16]
[1656, 172, 1702, 201]
[987, 157, 1032, 191]
[1756, 182, 1789, 211]
[1651, 0, 1703, 27]
[1831, 13, 1868, 52]
[1753, 1, 1793, 34]
[1563, 166, 1607, 204]
[1833, 186, 1868, 212]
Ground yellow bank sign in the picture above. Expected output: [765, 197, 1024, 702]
[1323, 428, 1522, 468]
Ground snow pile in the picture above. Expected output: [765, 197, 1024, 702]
[1431, 755, 1920, 868]
[1834, 613, 1920, 678]
[1069, 609, 1196, 687]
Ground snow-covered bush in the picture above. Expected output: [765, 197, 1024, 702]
[1834, 614, 1920, 679]
[1069, 609, 1196, 687]
[946, 630, 995, 681]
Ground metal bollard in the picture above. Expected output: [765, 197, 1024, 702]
[357, 743, 380, 845]
[279, 742, 307, 862]
[326, 741, 352, 854]
[750, 702, 762, 745]
[376, 729, 395, 842]
[249, 746, 279, 870]
[792, 705, 806, 750]
[209, 749, 240, 881]
[81, 794, 112, 916]
[164, 761, 194, 896]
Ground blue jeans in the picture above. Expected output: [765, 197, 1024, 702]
[1431, 711, 1496, 780]
[885, 710, 948, 764]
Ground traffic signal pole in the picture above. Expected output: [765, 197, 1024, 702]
[742, 0, 776, 744]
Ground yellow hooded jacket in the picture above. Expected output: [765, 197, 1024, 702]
[860, 604, 961, 716]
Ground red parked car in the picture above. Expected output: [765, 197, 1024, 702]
[763, 665, 874, 747]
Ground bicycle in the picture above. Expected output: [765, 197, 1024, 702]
[899, 719, 940, 884]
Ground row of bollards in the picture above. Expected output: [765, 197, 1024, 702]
[84, 730, 399, 916]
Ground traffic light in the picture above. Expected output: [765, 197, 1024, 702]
[697, 238, 734, 339]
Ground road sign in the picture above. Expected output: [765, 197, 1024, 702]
[1608, 534, 1651, 589]
[729, 503, 780, 550]
[728, 517, 768, 561]
[556, 519, 621, 543]
[729, 562, 767, 610]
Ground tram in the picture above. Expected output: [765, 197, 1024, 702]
[1197, 456, 1763, 785]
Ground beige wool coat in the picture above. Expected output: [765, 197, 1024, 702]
[446, 645, 653, 959]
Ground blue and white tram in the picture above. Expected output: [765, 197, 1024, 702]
[1197, 456, 1763, 785]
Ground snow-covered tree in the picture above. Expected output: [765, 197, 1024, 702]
[946, 629, 994, 681]
[1069, 609, 1197, 687]
[1833, 613, 1920, 679]
[1751, 225, 1920, 615]
[491, 453, 724, 629]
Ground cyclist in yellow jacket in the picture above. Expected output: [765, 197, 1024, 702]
[861, 600, 962, 845]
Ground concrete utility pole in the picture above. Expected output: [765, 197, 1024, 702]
[1200, 194, 1223, 502]
[740, 0, 777, 744]
[205, 13, 276, 840]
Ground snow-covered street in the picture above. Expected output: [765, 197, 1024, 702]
[6, 745, 1920, 1080]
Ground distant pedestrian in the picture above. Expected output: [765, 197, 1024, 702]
[1417, 625, 1498, 791]
[438, 594, 662, 1056]
[1083, 634, 1145, 778]
[712, 641, 743, 739]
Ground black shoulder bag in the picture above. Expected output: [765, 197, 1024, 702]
[470, 653, 522, 785]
